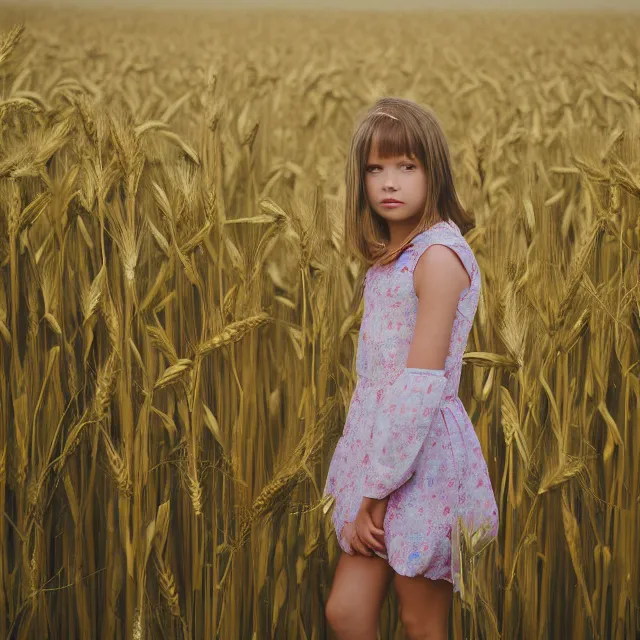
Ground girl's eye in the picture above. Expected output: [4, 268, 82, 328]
[366, 164, 415, 172]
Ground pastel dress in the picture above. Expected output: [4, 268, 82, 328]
[323, 219, 499, 592]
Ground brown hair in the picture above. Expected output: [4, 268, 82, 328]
[344, 96, 475, 271]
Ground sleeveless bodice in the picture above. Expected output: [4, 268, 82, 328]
[356, 219, 479, 401]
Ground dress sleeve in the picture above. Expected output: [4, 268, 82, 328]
[362, 367, 448, 500]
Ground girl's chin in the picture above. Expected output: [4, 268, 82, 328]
[378, 212, 419, 222]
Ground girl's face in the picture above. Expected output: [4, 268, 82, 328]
[364, 143, 428, 229]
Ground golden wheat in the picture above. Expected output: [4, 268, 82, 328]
[0, 8, 638, 640]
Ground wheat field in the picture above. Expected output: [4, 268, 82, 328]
[0, 6, 638, 639]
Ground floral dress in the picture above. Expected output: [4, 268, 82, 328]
[323, 219, 499, 592]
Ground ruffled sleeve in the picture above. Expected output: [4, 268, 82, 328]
[362, 368, 448, 500]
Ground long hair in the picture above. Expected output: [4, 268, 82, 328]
[344, 96, 475, 272]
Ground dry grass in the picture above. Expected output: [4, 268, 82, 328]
[0, 6, 638, 639]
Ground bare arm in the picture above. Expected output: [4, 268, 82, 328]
[406, 243, 470, 370]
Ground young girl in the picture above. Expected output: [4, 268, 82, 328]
[323, 97, 499, 640]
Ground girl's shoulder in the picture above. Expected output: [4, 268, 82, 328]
[407, 219, 474, 258]
[404, 220, 480, 287]
[364, 220, 479, 287]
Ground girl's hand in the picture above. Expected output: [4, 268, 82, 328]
[368, 496, 389, 531]
[342, 521, 371, 557]
[354, 497, 388, 555]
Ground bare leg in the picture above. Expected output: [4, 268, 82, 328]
[325, 550, 395, 640]
[393, 575, 453, 640]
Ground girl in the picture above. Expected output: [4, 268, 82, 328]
[323, 97, 499, 640]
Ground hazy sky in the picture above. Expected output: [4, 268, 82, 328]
[7, 0, 640, 10]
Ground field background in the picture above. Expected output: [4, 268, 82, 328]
[0, 6, 638, 639]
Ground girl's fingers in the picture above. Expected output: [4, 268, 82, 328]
[363, 512, 385, 537]
[364, 532, 386, 553]
[367, 526, 386, 544]
[357, 521, 386, 553]
[353, 532, 372, 556]
[371, 526, 385, 538]
[349, 530, 362, 554]
[365, 538, 385, 554]
[369, 524, 387, 550]
[350, 519, 386, 556]
[356, 540, 372, 556]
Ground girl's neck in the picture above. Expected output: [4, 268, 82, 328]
[386, 222, 420, 252]
[386, 217, 444, 252]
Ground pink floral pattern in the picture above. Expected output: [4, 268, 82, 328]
[362, 368, 449, 500]
[323, 219, 499, 592]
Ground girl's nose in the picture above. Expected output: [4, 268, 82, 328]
[384, 176, 398, 189]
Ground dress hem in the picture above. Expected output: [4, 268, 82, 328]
[331, 527, 460, 592]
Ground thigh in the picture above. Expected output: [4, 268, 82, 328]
[326, 551, 395, 636]
[393, 575, 453, 638]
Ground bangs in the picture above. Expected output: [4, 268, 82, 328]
[345, 98, 474, 269]
[365, 112, 420, 161]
